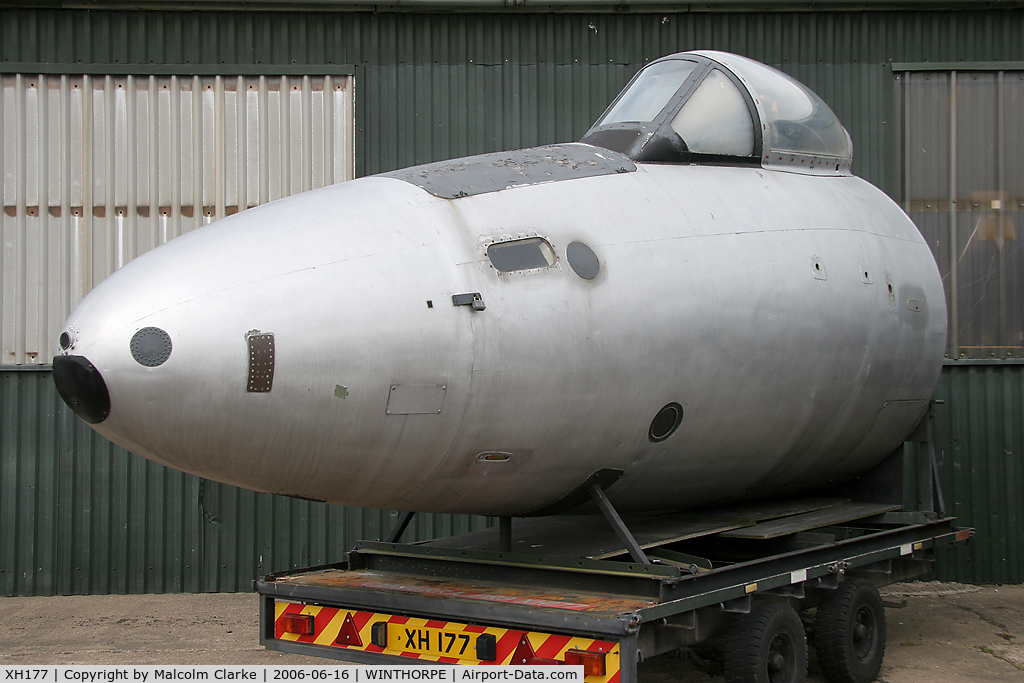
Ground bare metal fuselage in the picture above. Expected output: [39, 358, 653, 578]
[56, 158, 945, 515]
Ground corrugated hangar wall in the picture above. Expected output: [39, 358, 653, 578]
[2, 7, 1023, 594]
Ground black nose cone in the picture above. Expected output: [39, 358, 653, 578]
[53, 355, 111, 424]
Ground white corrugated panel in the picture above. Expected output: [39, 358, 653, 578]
[1, 72, 355, 365]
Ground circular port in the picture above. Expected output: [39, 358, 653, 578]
[130, 327, 173, 367]
[566, 241, 600, 280]
[649, 402, 684, 443]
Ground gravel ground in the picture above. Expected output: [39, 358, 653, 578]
[1, 582, 1021, 681]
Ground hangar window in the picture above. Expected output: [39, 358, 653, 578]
[898, 66, 1024, 360]
[487, 238, 556, 272]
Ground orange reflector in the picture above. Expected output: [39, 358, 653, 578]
[564, 649, 606, 676]
[281, 613, 315, 635]
[956, 529, 972, 542]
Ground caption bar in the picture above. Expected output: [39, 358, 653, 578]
[3, 667, 583, 683]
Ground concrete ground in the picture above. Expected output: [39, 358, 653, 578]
[0, 582, 1021, 682]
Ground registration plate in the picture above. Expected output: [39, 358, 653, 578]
[273, 601, 622, 680]
[392, 626, 477, 659]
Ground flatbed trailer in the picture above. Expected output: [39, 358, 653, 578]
[255, 500, 971, 683]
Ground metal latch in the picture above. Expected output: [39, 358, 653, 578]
[452, 292, 486, 311]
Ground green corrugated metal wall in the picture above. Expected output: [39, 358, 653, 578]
[3, 7, 1023, 592]
[932, 364, 1024, 584]
[5, 9, 1024, 185]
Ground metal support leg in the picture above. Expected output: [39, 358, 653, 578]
[917, 451, 933, 512]
[499, 517, 512, 552]
[924, 408, 947, 516]
[590, 484, 650, 565]
[386, 511, 415, 543]
[906, 403, 947, 517]
[918, 404, 947, 516]
[929, 445, 946, 516]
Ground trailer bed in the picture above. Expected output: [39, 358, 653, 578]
[255, 500, 970, 683]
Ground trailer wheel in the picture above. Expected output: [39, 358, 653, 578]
[724, 601, 808, 683]
[814, 579, 886, 683]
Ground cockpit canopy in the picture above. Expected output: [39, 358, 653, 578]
[580, 50, 853, 175]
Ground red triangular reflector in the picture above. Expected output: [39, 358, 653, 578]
[510, 633, 536, 665]
[336, 612, 363, 646]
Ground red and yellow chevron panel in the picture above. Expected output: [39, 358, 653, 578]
[274, 601, 621, 683]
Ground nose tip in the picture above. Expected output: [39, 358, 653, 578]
[53, 355, 111, 424]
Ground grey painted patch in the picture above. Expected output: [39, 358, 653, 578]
[386, 384, 447, 415]
[566, 241, 600, 280]
[131, 327, 172, 367]
[901, 286, 929, 332]
[334, 385, 349, 399]
[382, 143, 636, 200]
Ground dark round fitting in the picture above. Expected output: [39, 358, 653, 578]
[53, 355, 111, 424]
[648, 402, 683, 443]
[566, 241, 600, 280]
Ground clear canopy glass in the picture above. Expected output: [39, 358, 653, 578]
[698, 51, 852, 159]
[583, 50, 853, 171]
[670, 69, 755, 157]
[599, 60, 697, 125]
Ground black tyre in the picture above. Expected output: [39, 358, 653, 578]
[814, 579, 886, 683]
[725, 601, 808, 683]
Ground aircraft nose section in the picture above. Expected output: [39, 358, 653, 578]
[53, 355, 111, 424]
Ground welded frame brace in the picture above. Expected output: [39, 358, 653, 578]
[386, 511, 415, 543]
[386, 486, 650, 564]
[385, 513, 511, 552]
[590, 484, 651, 565]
